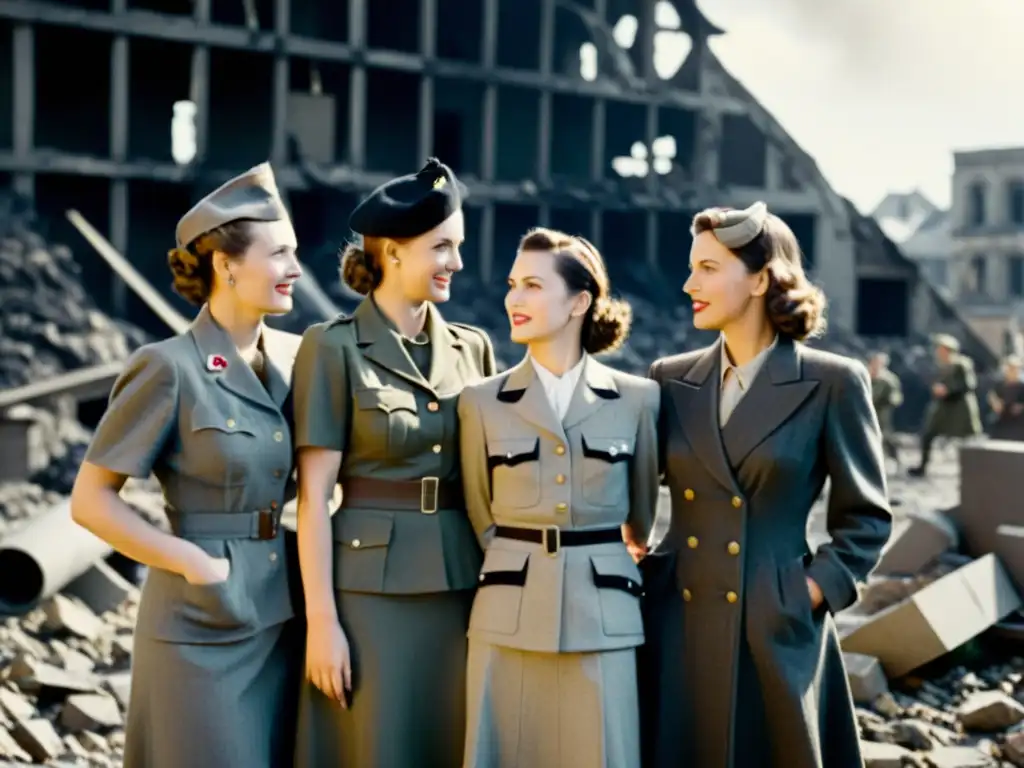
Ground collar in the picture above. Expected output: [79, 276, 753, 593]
[530, 352, 587, 391]
[720, 334, 778, 391]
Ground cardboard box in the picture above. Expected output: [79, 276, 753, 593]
[841, 554, 1021, 678]
[874, 507, 959, 576]
[957, 441, 1024, 557]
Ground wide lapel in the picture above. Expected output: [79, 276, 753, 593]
[424, 304, 465, 395]
[562, 356, 619, 430]
[496, 356, 567, 443]
[189, 305, 276, 412]
[667, 338, 737, 493]
[719, 337, 819, 468]
[260, 326, 299, 409]
[353, 299, 430, 392]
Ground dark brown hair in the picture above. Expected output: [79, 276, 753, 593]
[691, 209, 827, 341]
[339, 235, 414, 295]
[518, 227, 632, 355]
[167, 221, 255, 307]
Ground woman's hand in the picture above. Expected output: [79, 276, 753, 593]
[306, 618, 353, 706]
[182, 552, 230, 586]
[806, 576, 824, 610]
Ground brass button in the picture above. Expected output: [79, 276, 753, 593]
[731, 496, 742, 509]
[427, 402, 439, 412]
[555, 474, 566, 485]
[727, 541, 740, 556]
[270, 501, 278, 511]
[554, 444, 566, 456]
[432, 444, 442, 453]
[274, 469, 284, 479]
[226, 418, 237, 428]
[273, 431, 284, 442]
[682, 588, 692, 602]
[683, 488, 695, 501]
[351, 539, 362, 549]
[687, 536, 698, 549]
[726, 591, 738, 603]
[269, 552, 278, 563]
[555, 502, 568, 512]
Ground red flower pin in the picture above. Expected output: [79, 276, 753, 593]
[206, 354, 229, 372]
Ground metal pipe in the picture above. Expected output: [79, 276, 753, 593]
[0, 500, 112, 614]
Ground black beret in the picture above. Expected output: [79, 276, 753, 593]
[348, 157, 468, 239]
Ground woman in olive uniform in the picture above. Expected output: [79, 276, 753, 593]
[458, 228, 660, 768]
[70, 163, 306, 768]
[638, 202, 893, 768]
[292, 158, 496, 767]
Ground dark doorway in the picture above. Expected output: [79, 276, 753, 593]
[856, 278, 909, 336]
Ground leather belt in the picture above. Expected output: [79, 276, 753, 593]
[340, 476, 463, 514]
[166, 509, 280, 540]
[494, 525, 622, 556]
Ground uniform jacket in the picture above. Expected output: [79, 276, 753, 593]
[870, 368, 902, 434]
[924, 354, 982, 437]
[639, 336, 893, 768]
[84, 304, 302, 644]
[457, 354, 660, 654]
[291, 298, 495, 595]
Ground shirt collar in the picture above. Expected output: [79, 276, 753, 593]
[720, 336, 778, 391]
[532, 352, 587, 390]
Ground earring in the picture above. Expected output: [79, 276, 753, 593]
[391, 256, 401, 266]
[227, 274, 235, 287]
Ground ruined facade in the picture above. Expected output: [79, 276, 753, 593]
[0, 0, 949, 342]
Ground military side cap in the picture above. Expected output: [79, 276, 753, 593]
[349, 157, 467, 239]
[704, 201, 769, 249]
[932, 333, 960, 352]
[175, 162, 290, 248]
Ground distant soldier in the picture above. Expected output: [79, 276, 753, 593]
[988, 355, 1024, 441]
[868, 352, 903, 470]
[909, 334, 982, 477]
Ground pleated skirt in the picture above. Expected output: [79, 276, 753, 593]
[294, 589, 475, 768]
[464, 640, 640, 768]
[123, 618, 303, 768]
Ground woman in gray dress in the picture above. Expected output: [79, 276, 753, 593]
[291, 158, 495, 767]
[69, 163, 306, 768]
[638, 202, 893, 768]
[458, 227, 660, 768]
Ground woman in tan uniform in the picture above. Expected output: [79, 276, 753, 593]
[292, 158, 496, 767]
[69, 163, 305, 768]
[458, 227, 660, 768]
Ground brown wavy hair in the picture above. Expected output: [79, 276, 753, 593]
[167, 222, 255, 306]
[518, 227, 632, 355]
[691, 210, 827, 341]
[339, 235, 415, 295]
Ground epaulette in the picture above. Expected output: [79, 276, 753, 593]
[447, 321, 486, 342]
[325, 312, 355, 329]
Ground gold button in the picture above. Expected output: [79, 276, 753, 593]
[727, 541, 740, 556]
[226, 418, 236, 428]
[555, 502, 568, 512]
[731, 496, 742, 509]
[427, 402, 439, 412]
[683, 488, 695, 501]
[726, 591, 738, 603]
[432, 444, 442, 453]
[269, 552, 278, 562]
[554, 444, 566, 456]
[682, 589, 692, 602]
[555, 474, 566, 485]
[687, 536, 698, 549]
[273, 431, 284, 442]
[351, 539, 361, 548]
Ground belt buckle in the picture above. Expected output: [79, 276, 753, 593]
[542, 526, 561, 557]
[420, 477, 439, 515]
[257, 510, 278, 540]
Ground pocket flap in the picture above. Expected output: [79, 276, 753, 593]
[333, 511, 394, 549]
[480, 548, 530, 575]
[590, 552, 643, 585]
[487, 437, 540, 464]
[355, 387, 418, 413]
[190, 404, 256, 436]
[581, 435, 635, 461]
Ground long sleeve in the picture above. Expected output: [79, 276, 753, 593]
[457, 385, 494, 547]
[628, 381, 661, 546]
[806, 360, 893, 614]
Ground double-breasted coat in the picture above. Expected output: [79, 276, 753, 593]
[458, 354, 660, 768]
[83, 304, 305, 768]
[291, 297, 495, 767]
[924, 354, 982, 438]
[638, 336, 893, 768]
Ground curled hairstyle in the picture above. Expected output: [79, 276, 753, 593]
[691, 209, 827, 341]
[339, 235, 413, 296]
[167, 221, 255, 307]
[518, 227, 632, 355]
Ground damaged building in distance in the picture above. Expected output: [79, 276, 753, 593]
[0, 0, 988, 357]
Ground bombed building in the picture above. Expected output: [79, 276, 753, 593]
[0, 0, 990, 365]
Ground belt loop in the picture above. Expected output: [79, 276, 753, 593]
[542, 526, 560, 557]
[420, 477, 439, 515]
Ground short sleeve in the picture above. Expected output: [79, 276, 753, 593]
[84, 345, 179, 478]
[292, 323, 351, 452]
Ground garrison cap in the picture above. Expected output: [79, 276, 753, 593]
[932, 333, 961, 352]
[348, 157, 467, 239]
[175, 162, 290, 248]
[702, 201, 769, 250]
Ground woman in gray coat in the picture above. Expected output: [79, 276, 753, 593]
[69, 164, 305, 768]
[639, 202, 893, 768]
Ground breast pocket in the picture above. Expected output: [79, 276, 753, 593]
[189, 404, 258, 486]
[580, 434, 634, 507]
[354, 387, 420, 460]
[487, 437, 541, 508]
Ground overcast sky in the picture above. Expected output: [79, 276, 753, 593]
[700, 0, 1024, 214]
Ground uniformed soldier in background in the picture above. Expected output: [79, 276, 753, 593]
[909, 334, 982, 477]
[868, 351, 903, 471]
[988, 354, 1024, 441]
[291, 158, 496, 768]
[70, 163, 306, 768]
